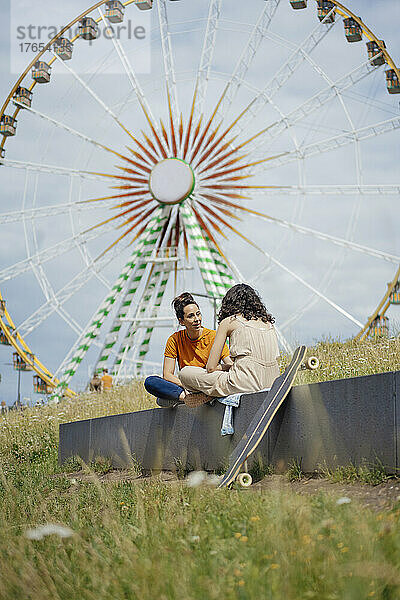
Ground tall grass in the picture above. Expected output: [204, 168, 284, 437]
[281, 336, 400, 386]
[0, 337, 399, 599]
[0, 459, 399, 599]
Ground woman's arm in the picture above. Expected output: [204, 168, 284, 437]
[163, 356, 182, 386]
[206, 318, 232, 373]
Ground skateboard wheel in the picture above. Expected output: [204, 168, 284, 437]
[305, 356, 319, 370]
[237, 472, 252, 488]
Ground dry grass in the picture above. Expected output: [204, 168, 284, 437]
[281, 336, 400, 386]
[0, 464, 399, 600]
[0, 380, 154, 465]
[0, 337, 399, 599]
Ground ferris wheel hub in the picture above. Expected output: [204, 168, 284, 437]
[149, 158, 195, 205]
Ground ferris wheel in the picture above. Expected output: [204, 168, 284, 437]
[0, 0, 399, 398]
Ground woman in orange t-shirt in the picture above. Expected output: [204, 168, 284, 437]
[144, 292, 231, 408]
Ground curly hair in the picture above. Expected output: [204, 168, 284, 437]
[217, 284, 275, 324]
[172, 292, 199, 320]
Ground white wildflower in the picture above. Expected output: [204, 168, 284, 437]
[190, 535, 200, 543]
[185, 471, 222, 487]
[185, 471, 207, 487]
[205, 474, 222, 487]
[336, 497, 351, 505]
[25, 523, 74, 540]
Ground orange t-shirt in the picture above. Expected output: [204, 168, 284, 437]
[164, 328, 229, 370]
[101, 374, 113, 391]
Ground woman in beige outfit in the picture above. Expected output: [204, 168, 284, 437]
[180, 284, 280, 399]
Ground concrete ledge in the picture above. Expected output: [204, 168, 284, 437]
[59, 393, 269, 471]
[272, 371, 397, 472]
[59, 370, 399, 473]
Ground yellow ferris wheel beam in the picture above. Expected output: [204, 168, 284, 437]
[0, 1, 142, 396]
[0, 288, 76, 397]
[330, 1, 399, 79]
[323, 2, 399, 341]
[354, 265, 400, 341]
[0, 0, 140, 152]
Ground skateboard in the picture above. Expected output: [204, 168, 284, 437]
[217, 346, 319, 489]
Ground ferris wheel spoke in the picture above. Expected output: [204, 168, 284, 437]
[227, 8, 336, 137]
[19, 171, 49, 295]
[0, 223, 114, 284]
[254, 116, 400, 173]
[28, 236, 55, 302]
[13, 100, 126, 160]
[66, 177, 111, 292]
[244, 56, 381, 155]
[20, 172, 58, 309]
[192, 0, 223, 122]
[194, 13, 337, 170]
[15, 242, 122, 339]
[254, 246, 363, 328]
[194, 82, 293, 174]
[299, 47, 364, 203]
[180, 4, 224, 160]
[248, 184, 400, 196]
[208, 209, 363, 327]
[278, 241, 354, 333]
[158, 0, 180, 124]
[244, 210, 399, 264]
[51, 50, 137, 145]
[226, 254, 293, 354]
[0, 158, 110, 182]
[97, 7, 168, 159]
[279, 258, 342, 332]
[213, 0, 280, 124]
[54, 307, 84, 338]
[28, 170, 68, 304]
[0, 196, 118, 225]
[197, 188, 398, 263]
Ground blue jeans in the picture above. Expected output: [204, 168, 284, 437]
[144, 375, 184, 402]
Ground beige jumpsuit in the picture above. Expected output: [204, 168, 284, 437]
[179, 319, 280, 397]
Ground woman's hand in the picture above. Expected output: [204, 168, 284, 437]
[220, 362, 232, 371]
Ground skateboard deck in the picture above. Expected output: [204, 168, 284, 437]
[218, 345, 307, 488]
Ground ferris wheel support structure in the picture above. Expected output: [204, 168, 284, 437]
[0, 0, 399, 396]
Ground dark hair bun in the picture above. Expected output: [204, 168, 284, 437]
[172, 292, 198, 320]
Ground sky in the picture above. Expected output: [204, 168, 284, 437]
[0, 0, 399, 405]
